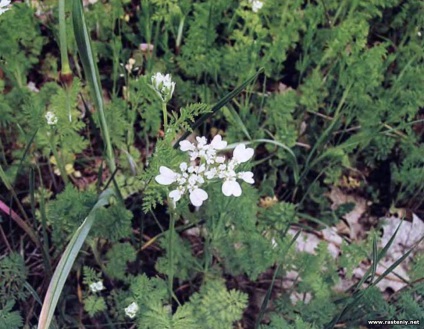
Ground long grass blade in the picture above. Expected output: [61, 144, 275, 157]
[72, 0, 115, 172]
[38, 189, 115, 329]
[255, 230, 301, 328]
[353, 219, 403, 291]
[174, 68, 264, 148]
[370, 234, 378, 283]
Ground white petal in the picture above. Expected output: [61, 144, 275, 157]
[205, 168, 217, 179]
[251, 0, 263, 12]
[222, 180, 242, 197]
[233, 144, 254, 163]
[155, 166, 177, 185]
[196, 136, 207, 148]
[189, 188, 208, 206]
[179, 162, 188, 171]
[169, 189, 182, 202]
[238, 171, 254, 184]
[179, 140, 194, 152]
[210, 135, 227, 150]
[216, 156, 225, 163]
[198, 164, 206, 173]
[125, 302, 139, 319]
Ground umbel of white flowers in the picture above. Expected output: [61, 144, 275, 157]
[155, 135, 254, 207]
[45, 111, 58, 125]
[125, 302, 139, 319]
[151, 72, 175, 103]
[89, 280, 105, 293]
[0, 0, 11, 15]
[249, 0, 263, 12]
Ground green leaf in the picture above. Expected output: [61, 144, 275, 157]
[72, 0, 115, 172]
[38, 189, 115, 329]
[173, 67, 264, 148]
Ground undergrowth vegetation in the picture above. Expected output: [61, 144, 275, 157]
[0, 0, 423, 328]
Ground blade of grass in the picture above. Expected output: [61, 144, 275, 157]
[324, 290, 365, 329]
[224, 105, 251, 140]
[38, 189, 115, 329]
[370, 234, 378, 283]
[328, 233, 421, 328]
[255, 230, 301, 328]
[72, 0, 115, 173]
[24, 282, 43, 306]
[353, 219, 403, 292]
[4, 128, 53, 273]
[297, 84, 352, 188]
[0, 191, 41, 252]
[371, 234, 424, 288]
[371, 248, 414, 287]
[173, 68, 264, 148]
[30, 167, 52, 274]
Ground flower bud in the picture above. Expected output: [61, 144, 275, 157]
[151, 72, 175, 103]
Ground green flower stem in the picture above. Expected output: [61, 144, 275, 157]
[49, 133, 69, 185]
[162, 102, 168, 131]
[59, 0, 71, 75]
[168, 202, 176, 296]
[167, 201, 181, 305]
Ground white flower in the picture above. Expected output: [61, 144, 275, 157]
[216, 156, 225, 163]
[0, 0, 11, 15]
[210, 135, 227, 149]
[169, 187, 185, 203]
[238, 171, 254, 184]
[151, 72, 175, 102]
[89, 281, 105, 293]
[222, 180, 242, 197]
[189, 188, 208, 207]
[155, 166, 177, 185]
[233, 144, 254, 164]
[179, 140, 195, 152]
[125, 302, 139, 319]
[45, 111, 58, 125]
[249, 0, 263, 12]
[205, 167, 217, 179]
[156, 135, 254, 206]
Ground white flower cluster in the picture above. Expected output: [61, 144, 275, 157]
[45, 111, 58, 125]
[0, 0, 11, 15]
[125, 302, 139, 319]
[249, 0, 263, 12]
[151, 72, 175, 103]
[155, 135, 254, 207]
[89, 280, 105, 293]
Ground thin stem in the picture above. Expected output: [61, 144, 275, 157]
[49, 133, 69, 185]
[162, 102, 168, 131]
[168, 202, 176, 297]
[166, 201, 181, 306]
[33, 167, 52, 272]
